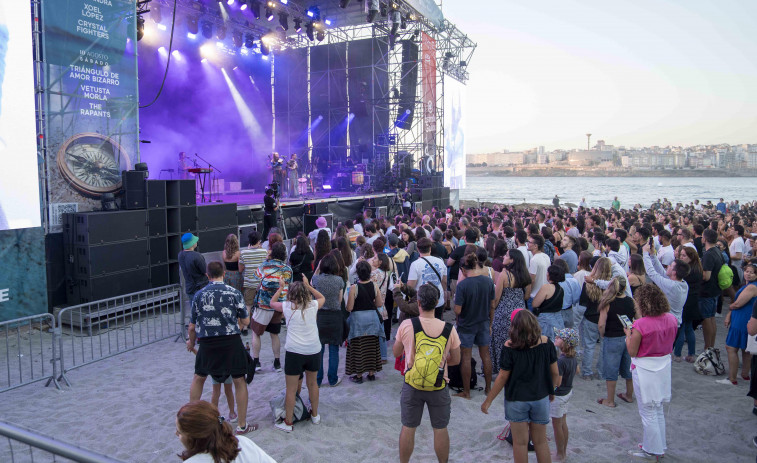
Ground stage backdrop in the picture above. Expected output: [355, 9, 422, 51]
[443, 76, 466, 189]
[42, 0, 139, 232]
[0, 2, 47, 320]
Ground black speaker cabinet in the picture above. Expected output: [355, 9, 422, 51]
[237, 209, 253, 225]
[73, 210, 148, 245]
[304, 214, 334, 235]
[180, 206, 197, 233]
[73, 240, 149, 277]
[150, 237, 168, 265]
[148, 209, 167, 237]
[150, 264, 170, 288]
[239, 225, 258, 247]
[179, 180, 196, 206]
[146, 180, 167, 208]
[75, 268, 151, 303]
[198, 227, 238, 253]
[122, 170, 147, 210]
[197, 203, 238, 231]
[304, 203, 329, 215]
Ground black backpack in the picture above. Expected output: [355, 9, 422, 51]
[447, 357, 478, 391]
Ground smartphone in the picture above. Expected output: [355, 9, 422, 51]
[617, 314, 633, 330]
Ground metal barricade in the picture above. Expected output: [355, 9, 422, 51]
[0, 420, 124, 463]
[57, 285, 181, 385]
[0, 313, 59, 393]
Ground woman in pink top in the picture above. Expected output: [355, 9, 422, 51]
[624, 284, 677, 461]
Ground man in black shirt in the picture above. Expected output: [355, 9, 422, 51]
[699, 229, 722, 349]
[430, 229, 448, 260]
[446, 228, 478, 302]
[262, 188, 277, 240]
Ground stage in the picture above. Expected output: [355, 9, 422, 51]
[202, 188, 401, 211]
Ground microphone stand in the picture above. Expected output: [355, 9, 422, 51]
[194, 153, 223, 202]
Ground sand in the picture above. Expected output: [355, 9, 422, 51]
[0, 309, 755, 463]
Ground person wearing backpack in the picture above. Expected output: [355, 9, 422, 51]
[394, 284, 461, 463]
[700, 229, 724, 350]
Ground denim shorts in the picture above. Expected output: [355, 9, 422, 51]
[602, 336, 632, 381]
[537, 312, 565, 342]
[505, 396, 550, 425]
[698, 296, 718, 319]
[457, 321, 491, 348]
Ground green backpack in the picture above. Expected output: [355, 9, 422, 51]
[404, 318, 452, 392]
[717, 264, 733, 290]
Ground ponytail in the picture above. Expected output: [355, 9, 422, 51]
[597, 277, 626, 312]
[461, 253, 478, 271]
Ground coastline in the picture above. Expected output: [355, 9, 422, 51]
[466, 167, 757, 177]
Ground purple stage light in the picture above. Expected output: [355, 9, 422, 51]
[157, 24, 167, 31]
[233, 66, 238, 70]
[201, 58, 208, 63]
[227, 0, 235, 5]
[241, 3, 247, 9]
[324, 19, 332, 26]
[323, 184, 332, 190]
[187, 32, 197, 39]
[241, 48, 249, 55]
[262, 55, 269, 60]
[172, 50, 181, 57]
[307, 10, 314, 17]
[158, 46, 167, 53]
[280, 0, 288, 4]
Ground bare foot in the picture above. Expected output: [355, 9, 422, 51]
[597, 398, 616, 408]
[453, 391, 471, 399]
[552, 452, 566, 461]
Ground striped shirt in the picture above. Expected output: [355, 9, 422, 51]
[240, 247, 268, 289]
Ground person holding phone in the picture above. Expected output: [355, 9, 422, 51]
[596, 277, 636, 408]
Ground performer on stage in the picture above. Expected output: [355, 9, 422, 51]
[270, 152, 285, 191]
[178, 152, 191, 180]
[287, 153, 299, 197]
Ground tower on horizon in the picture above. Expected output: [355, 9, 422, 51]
[586, 133, 592, 151]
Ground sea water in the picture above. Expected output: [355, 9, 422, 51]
[458, 176, 756, 209]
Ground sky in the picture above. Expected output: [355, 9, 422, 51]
[440, 0, 757, 153]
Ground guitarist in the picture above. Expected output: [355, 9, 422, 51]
[270, 152, 284, 189]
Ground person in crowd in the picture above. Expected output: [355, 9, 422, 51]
[531, 264, 566, 341]
[269, 276, 326, 432]
[626, 254, 647, 296]
[312, 253, 346, 387]
[175, 401, 275, 462]
[448, 228, 479, 302]
[186, 262, 255, 435]
[430, 228, 449, 260]
[336, 236, 355, 270]
[307, 216, 331, 243]
[624, 284, 678, 460]
[408, 237, 447, 320]
[345, 219, 361, 248]
[262, 188, 277, 240]
[345, 261, 384, 383]
[453, 253, 495, 398]
[673, 246, 702, 362]
[481, 309, 559, 463]
[571, 251, 592, 350]
[551, 328, 579, 462]
[288, 235, 314, 283]
[312, 229, 332, 271]
[240, 231, 267, 315]
[490, 249, 531, 371]
[727, 224, 746, 283]
[179, 233, 209, 304]
[394, 284, 461, 463]
[642, 241, 689, 326]
[528, 234, 551, 310]
[491, 239, 508, 273]
[354, 213, 365, 235]
[596, 277, 635, 408]
[558, 235, 579, 274]
[700, 229, 724, 350]
[719, 262, 757, 386]
[515, 229, 531, 269]
[554, 259, 580, 329]
[250, 242, 292, 374]
[748, 291, 757, 418]
[371, 253, 393, 362]
[222, 234, 244, 293]
[388, 233, 411, 283]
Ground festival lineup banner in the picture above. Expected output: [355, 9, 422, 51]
[0, 3, 48, 320]
[42, 0, 139, 231]
[443, 76, 466, 189]
[421, 32, 437, 165]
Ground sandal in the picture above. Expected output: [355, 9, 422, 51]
[235, 423, 259, 435]
[684, 356, 695, 363]
[350, 375, 363, 384]
[367, 374, 376, 381]
[617, 393, 633, 403]
[597, 398, 616, 408]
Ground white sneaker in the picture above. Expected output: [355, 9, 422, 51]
[330, 376, 343, 387]
[311, 413, 321, 425]
[715, 378, 736, 385]
[715, 313, 723, 318]
[274, 419, 293, 433]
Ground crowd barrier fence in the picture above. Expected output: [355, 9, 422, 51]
[0, 313, 59, 393]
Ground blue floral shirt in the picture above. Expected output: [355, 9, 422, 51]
[190, 281, 247, 338]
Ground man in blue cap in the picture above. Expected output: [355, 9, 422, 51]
[179, 233, 209, 302]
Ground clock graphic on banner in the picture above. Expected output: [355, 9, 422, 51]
[56, 132, 132, 197]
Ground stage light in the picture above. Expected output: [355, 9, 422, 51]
[233, 66, 238, 70]
[323, 184, 332, 190]
[187, 32, 197, 39]
[201, 21, 213, 39]
[241, 47, 249, 55]
[316, 30, 325, 41]
[244, 33, 255, 47]
[367, 0, 379, 22]
[200, 43, 215, 58]
[250, 1, 261, 19]
[187, 16, 200, 36]
[401, 13, 409, 29]
[389, 10, 401, 35]
[324, 19, 332, 26]
[339, 0, 350, 8]
[260, 37, 270, 55]
[306, 22, 314, 41]
[307, 10, 314, 18]
[279, 13, 289, 30]
[137, 16, 145, 41]
[232, 30, 243, 47]
[172, 49, 181, 57]
[158, 46, 167, 54]
[266, 8, 274, 20]
[241, 2, 247, 9]
[227, 0, 235, 4]
[201, 58, 208, 63]
[262, 55, 269, 60]
[155, 23, 166, 31]
[405, 109, 411, 115]
[216, 41, 225, 47]
[294, 18, 302, 32]
[280, 0, 288, 4]
[217, 24, 227, 39]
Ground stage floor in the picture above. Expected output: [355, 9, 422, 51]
[199, 189, 399, 210]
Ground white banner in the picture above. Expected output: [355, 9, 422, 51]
[443, 76, 466, 189]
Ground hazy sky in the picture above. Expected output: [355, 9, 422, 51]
[441, 1, 757, 153]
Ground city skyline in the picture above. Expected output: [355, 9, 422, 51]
[443, 1, 757, 153]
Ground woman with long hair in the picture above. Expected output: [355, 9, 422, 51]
[288, 235, 314, 283]
[625, 284, 678, 460]
[269, 277, 326, 432]
[313, 229, 332, 270]
[491, 239, 509, 273]
[531, 265, 566, 342]
[222, 234, 245, 293]
[721, 262, 757, 385]
[402, 228, 417, 256]
[336, 237, 354, 270]
[481, 309, 559, 463]
[371, 253, 393, 363]
[490, 249, 532, 368]
[571, 251, 593, 345]
[175, 400, 275, 462]
[345, 261, 384, 383]
[312, 253, 346, 387]
[626, 254, 646, 296]
[596, 277, 636, 408]
[673, 246, 702, 362]
[579, 257, 612, 379]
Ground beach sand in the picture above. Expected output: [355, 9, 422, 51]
[0, 310, 755, 463]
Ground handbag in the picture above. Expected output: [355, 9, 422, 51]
[746, 332, 757, 355]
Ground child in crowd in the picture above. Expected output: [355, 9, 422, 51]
[210, 377, 237, 423]
[551, 328, 579, 462]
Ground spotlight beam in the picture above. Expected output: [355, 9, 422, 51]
[221, 68, 266, 148]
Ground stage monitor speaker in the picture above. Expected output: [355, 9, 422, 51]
[198, 227, 238, 253]
[304, 214, 334, 236]
[237, 209, 253, 225]
[238, 225, 258, 247]
[122, 171, 147, 210]
[178, 180, 196, 206]
[397, 40, 419, 130]
[150, 237, 169, 265]
[304, 203, 329, 215]
[146, 180, 167, 208]
[75, 268, 151, 304]
[73, 240, 149, 277]
[180, 206, 197, 233]
[148, 209, 167, 237]
[197, 203, 238, 231]
[73, 210, 148, 245]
